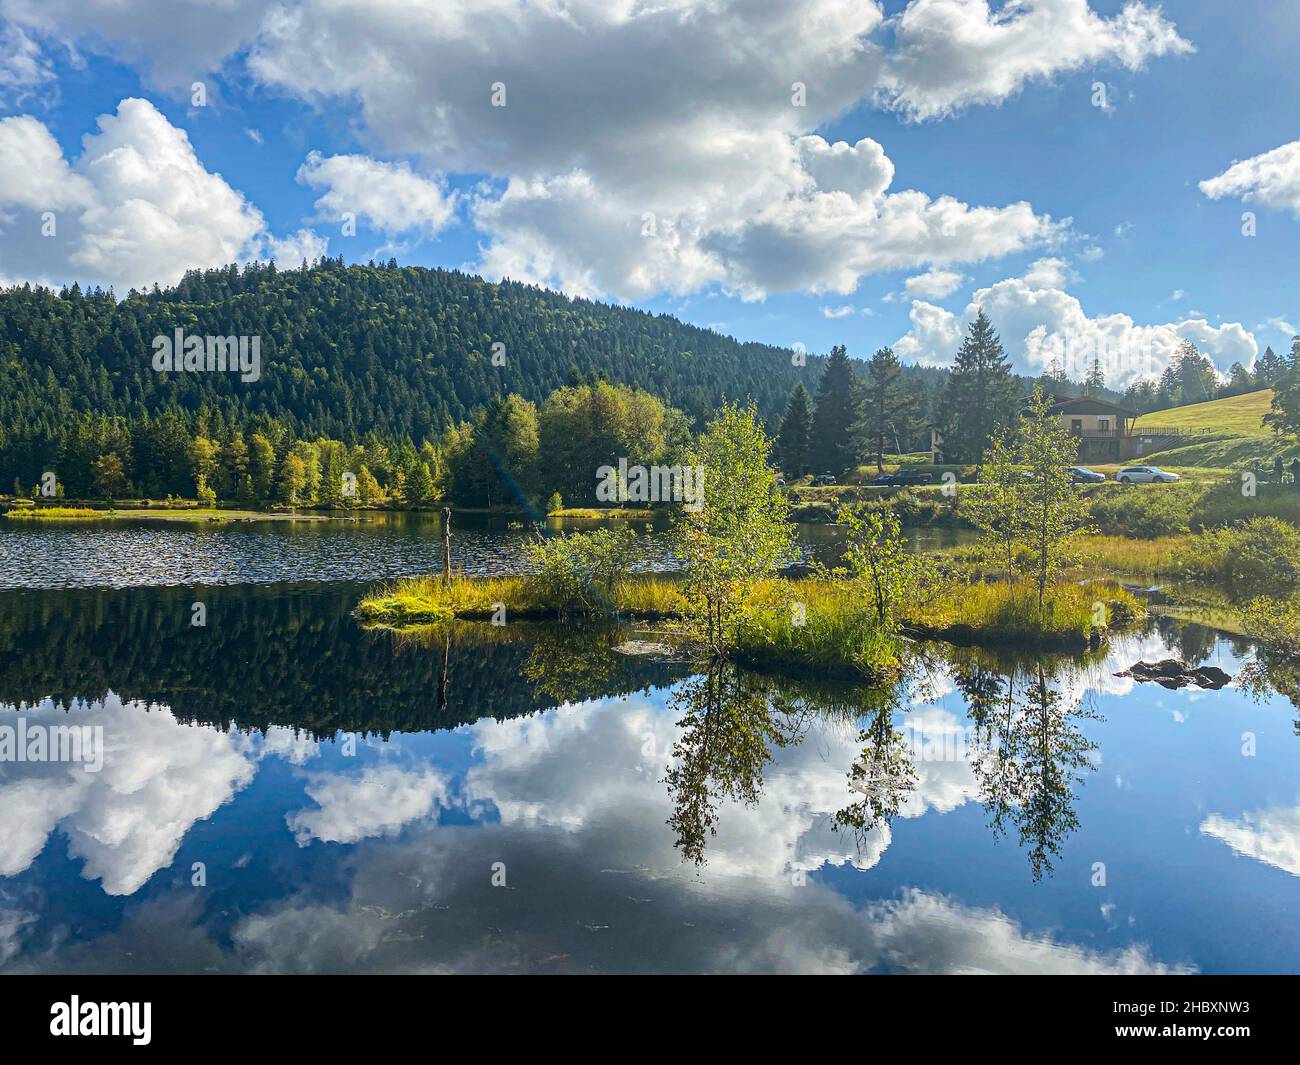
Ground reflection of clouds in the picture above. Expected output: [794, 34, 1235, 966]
[458, 690, 979, 881]
[868, 890, 1189, 975]
[0, 906, 35, 965]
[216, 830, 1189, 974]
[1201, 806, 1300, 877]
[462, 693, 917, 878]
[0, 696, 314, 896]
[287, 765, 450, 845]
[257, 727, 320, 766]
[3, 690, 1190, 974]
[900, 705, 977, 817]
[1082, 631, 1180, 699]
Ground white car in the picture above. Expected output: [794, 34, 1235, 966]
[1116, 465, 1180, 484]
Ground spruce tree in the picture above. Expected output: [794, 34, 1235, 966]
[937, 310, 1017, 464]
[853, 347, 918, 472]
[775, 383, 813, 478]
[809, 344, 862, 477]
[1083, 354, 1105, 397]
[1174, 341, 1216, 404]
[1254, 346, 1285, 388]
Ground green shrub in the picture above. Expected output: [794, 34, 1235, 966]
[862, 487, 968, 527]
[1192, 477, 1300, 529]
[524, 526, 637, 615]
[1172, 516, 1300, 595]
[1242, 594, 1300, 654]
[1089, 484, 1198, 538]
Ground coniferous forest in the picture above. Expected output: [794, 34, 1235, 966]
[4, 257, 1287, 509]
[0, 258, 947, 505]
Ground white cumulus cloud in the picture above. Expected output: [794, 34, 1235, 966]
[1200, 140, 1300, 216]
[894, 274, 1257, 385]
[878, 0, 1193, 121]
[905, 267, 966, 300]
[287, 764, 450, 846]
[0, 98, 314, 291]
[1, 1, 1194, 301]
[297, 151, 456, 235]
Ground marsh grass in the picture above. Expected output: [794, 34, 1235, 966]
[901, 578, 1144, 648]
[3, 504, 334, 523]
[357, 572, 683, 623]
[936, 533, 1186, 578]
[731, 578, 902, 681]
[547, 507, 656, 521]
[3, 506, 102, 519]
[1170, 516, 1300, 596]
[1070, 534, 1186, 576]
[358, 569, 1144, 663]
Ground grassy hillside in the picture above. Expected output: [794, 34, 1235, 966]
[1134, 389, 1274, 436]
[1134, 389, 1299, 466]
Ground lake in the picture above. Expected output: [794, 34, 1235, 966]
[0, 523, 1296, 973]
[0, 511, 974, 589]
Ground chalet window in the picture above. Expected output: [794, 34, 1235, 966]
[1071, 419, 1083, 434]
[1098, 418, 1110, 432]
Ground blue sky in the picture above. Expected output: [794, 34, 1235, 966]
[0, 1, 1297, 388]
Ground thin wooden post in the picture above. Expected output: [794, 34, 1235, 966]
[438, 629, 450, 710]
[442, 507, 452, 586]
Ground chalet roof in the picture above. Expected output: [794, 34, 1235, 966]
[1040, 394, 1138, 417]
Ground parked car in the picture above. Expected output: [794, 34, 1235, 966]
[812, 473, 837, 486]
[1115, 465, 1180, 484]
[1068, 466, 1106, 484]
[871, 470, 934, 487]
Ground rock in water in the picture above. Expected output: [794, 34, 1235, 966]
[1114, 658, 1233, 690]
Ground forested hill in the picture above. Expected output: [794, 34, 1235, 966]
[0, 257, 822, 445]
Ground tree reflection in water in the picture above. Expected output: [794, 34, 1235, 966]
[390, 615, 1112, 880]
[657, 642, 1103, 882]
[832, 688, 917, 845]
[662, 664, 815, 865]
[956, 655, 1101, 881]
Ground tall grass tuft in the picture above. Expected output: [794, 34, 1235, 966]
[903, 578, 1144, 648]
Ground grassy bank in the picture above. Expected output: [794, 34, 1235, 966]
[935, 533, 1187, 578]
[902, 579, 1144, 649]
[547, 507, 657, 521]
[3, 504, 337, 523]
[357, 572, 683, 624]
[358, 570, 1146, 663]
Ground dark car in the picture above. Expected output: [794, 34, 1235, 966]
[1068, 466, 1106, 484]
[871, 470, 934, 487]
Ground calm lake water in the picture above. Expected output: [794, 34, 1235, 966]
[0, 525, 1296, 973]
[0, 511, 974, 589]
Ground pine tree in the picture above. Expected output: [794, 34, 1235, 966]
[1174, 341, 1217, 404]
[937, 309, 1017, 465]
[775, 383, 813, 478]
[1225, 362, 1253, 396]
[1263, 337, 1300, 440]
[1083, 354, 1105, 397]
[1254, 345, 1285, 388]
[809, 345, 862, 477]
[853, 347, 918, 472]
[318, 441, 345, 508]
